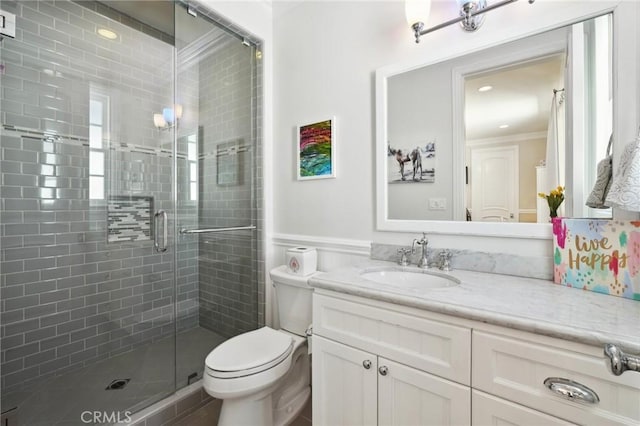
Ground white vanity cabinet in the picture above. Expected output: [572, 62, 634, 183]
[377, 357, 470, 425]
[313, 335, 471, 426]
[312, 290, 640, 426]
[312, 292, 471, 426]
[473, 330, 640, 425]
[312, 335, 378, 425]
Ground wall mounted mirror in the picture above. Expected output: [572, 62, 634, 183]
[376, 13, 614, 238]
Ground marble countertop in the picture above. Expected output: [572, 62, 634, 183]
[309, 260, 640, 353]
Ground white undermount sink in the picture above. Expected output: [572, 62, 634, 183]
[360, 269, 460, 289]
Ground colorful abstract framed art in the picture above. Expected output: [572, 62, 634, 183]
[297, 117, 336, 180]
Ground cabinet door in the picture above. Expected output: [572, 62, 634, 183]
[378, 358, 470, 426]
[312, 335, 378, 426]
[473, 390, 574, 425]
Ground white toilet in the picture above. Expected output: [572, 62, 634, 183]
[203, 266, 314, 426]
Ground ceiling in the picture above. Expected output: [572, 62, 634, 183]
[464, 55, 565, 142]
[102, 0, 175, 36]
[100, 0, 216, 44]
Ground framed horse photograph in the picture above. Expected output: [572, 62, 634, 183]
[387, 140, 436, 184]
[297, 117, 336, 180]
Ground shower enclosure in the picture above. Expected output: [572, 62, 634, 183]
[0, 1, 262, 424]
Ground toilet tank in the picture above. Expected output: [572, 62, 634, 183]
[270, 265, 315, 336]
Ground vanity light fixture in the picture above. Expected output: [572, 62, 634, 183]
[153, 105, 183, 130]
[407, 0, 536, 43]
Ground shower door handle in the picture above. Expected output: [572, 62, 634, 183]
[154, 210, 168, 253]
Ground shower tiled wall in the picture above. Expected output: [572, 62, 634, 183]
[174, 48, 202, 333]
[0, 0, 264, 398]
[195, 36, 259, 338]
[0, 0, 194, 394]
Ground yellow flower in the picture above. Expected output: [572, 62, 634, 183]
[541, 185, 565, 217]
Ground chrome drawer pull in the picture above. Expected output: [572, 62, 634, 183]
[604, 344, 640, 376]
[543, 377, 599, 405]
[379, 366, 388, 376]
[362, 360, 372, 369]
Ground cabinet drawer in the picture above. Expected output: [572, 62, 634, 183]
[313, 293, 471, 385]
[473, 331, 640, 425]
[473, 390, 574, 425]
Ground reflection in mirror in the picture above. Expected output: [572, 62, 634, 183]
[384, 14, 612, 224]
[464, 55, 565, 223]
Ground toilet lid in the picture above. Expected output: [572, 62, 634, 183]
[205, 327, 293, 378]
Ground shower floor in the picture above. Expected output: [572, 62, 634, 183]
[2, 327, 225, 426]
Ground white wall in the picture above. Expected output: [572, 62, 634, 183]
[272, 0, 638, 258]
[198, 1, 638, 325]
[387, 61, 453, 221]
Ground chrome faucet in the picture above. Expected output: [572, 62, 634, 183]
[412, 233, 429, 269]
[439, 250, 452, 271]
[397, 248, 411, 266]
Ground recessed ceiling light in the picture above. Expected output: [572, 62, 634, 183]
[98, 28, 118, 40]
[478, 85, 493, 92]
[499, 124, 509, 129]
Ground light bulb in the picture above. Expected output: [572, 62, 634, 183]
[162, 107, 174, 124]
[405, 0, 431, 27]
[154, 113, 167, 128]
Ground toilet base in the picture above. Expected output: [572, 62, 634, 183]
[217, 393, 274, 426]
[217, 385, 310, 426]
[273, 386, 310, 426]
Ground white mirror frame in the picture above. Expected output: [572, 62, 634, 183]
[375, 1, 638, 239]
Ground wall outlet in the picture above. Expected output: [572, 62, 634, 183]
[428, 198, 447, 210]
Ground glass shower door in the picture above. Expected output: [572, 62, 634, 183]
[173, 1, 261, 386]
[0, 1, 177, 424]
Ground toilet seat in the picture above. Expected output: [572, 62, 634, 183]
[206, 327, 294, 379]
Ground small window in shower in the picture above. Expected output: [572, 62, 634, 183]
[89, 91, 109, 200]
[188, 134, 198, 201]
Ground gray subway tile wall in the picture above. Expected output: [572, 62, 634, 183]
[1, 0, 264, 415]
[0, 0, 182, 395]
[183, 2, 265, 323]
[196, 39, 259, 338]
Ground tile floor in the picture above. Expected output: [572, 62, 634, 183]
[1, 327, 224, 426]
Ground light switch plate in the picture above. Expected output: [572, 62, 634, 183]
[428, 198, 447, 210]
